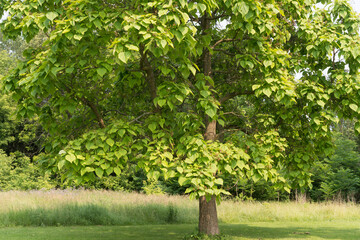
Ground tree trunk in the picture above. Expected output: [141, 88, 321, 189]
[199, 12, 220, 236]
[199, 120, 220, 235]
[199, 195, 220, 235]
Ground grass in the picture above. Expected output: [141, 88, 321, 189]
[1, 190, 360, 226]
[0, 190, 198, 226]
[0, 190, 360, 239]
[0, 222, 359, 240]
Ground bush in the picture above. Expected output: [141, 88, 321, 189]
[0, 150, 55, 190]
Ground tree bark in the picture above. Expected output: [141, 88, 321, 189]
[81, 97, 105, 128]
[199, 120, 220, 235]
[199, 195, 220, 235]
[139, 45, 157, 102]
[198, 13, 220, 236]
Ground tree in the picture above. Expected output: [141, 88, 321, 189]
[0, 34, 46, 157]
[315, 133, 360, 201]
[2, 0, 360, 235]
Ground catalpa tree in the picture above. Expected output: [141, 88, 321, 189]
[2, 0, 360, 235]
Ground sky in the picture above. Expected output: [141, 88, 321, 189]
[349, 0, 360, 13]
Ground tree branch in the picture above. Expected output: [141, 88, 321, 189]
[80, 97, 106, 128]
[219, 90, 254, 104]
[211, 39, 240, 49]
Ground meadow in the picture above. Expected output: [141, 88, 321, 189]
[0, 190, 359, 239]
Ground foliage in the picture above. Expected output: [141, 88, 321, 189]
[0, 89, 16, 148]
[0, 34, 46, 157]
[308, 133, 360, 201]
[0, 49, 15, 75]
[0, 150, 55, 190]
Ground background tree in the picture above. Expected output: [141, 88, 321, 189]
[309, 133, 360, 201]
[2, 0, 360, 236]
[0, 33, 46, 157]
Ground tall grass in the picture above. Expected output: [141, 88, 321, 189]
[218, 200, 360, 222]
[0, 190, 198, 227]
[0, 190, 359, 227]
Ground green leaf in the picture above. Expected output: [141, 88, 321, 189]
[58, 160, 66, 170]
[263, 88, 272, 97]
[205, 194, 212, 202]
[263, 60, 273, 68]
[152, 171, 160, 180]
[148, 123, 156, 132]
[355, 122, 360, 133]
[237, 160, 245, 169]
[189, 65, 196, 76]
[179, 0, 186, 8]
[46, 12, 58, 21]
[118, 52, 131, 63]
[317, 100, 325, 108]
[66, 67, 74, 73]
[97, 68, 107, 77]
[176, 166, 183, 173]
[224, 164, 232, 173]
[106, 167, 114, 175]
[164, 151, 173, 160]
[118, 129, 126, 137]
[174, 31, 183, 42]
[175, 95, 184, 103]
[205, 108, 216, 118]
[95, 168, 104, 178]
[93, 19, 103, 28]
[214, 178, 223, 185]
[114, 167, 121, 176]
[349, 103, 358, 112]
[239, 2, 249, 17]
[218, 119, 225, 126]
[198, 3, 206, 13]
[99, 11, 106, 19]
[115, 149, 127, 158]
[106, 138, 115, 147]
[252, 84, 261, 90]
[200, 90, 210, 98]
[65, 153, 76, 163]
[157, 99, 166, 107]
[178, 176, 188, 186]
[126, 44, 139, 51]
[73, 35, 83, 41]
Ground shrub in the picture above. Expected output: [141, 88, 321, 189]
[0, 150, 55, 190]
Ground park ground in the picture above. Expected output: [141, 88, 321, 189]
[0, 190, 359, 239]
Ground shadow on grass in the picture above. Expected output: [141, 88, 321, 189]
[0, 223, 359, 240]
[0, 225, 192, 240]
[221, 222, 360, 240]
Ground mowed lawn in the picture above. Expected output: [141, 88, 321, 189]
[0, 222, 359, 240]
[0, 190, 359, 239]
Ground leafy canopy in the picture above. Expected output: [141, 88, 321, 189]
[1, 0, 360, 201]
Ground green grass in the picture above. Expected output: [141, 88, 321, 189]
[0, 190, 198, 226]
[0, 221, 359, 240]
[0, 190, 360, 239]
[1, 190, 360, 227]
